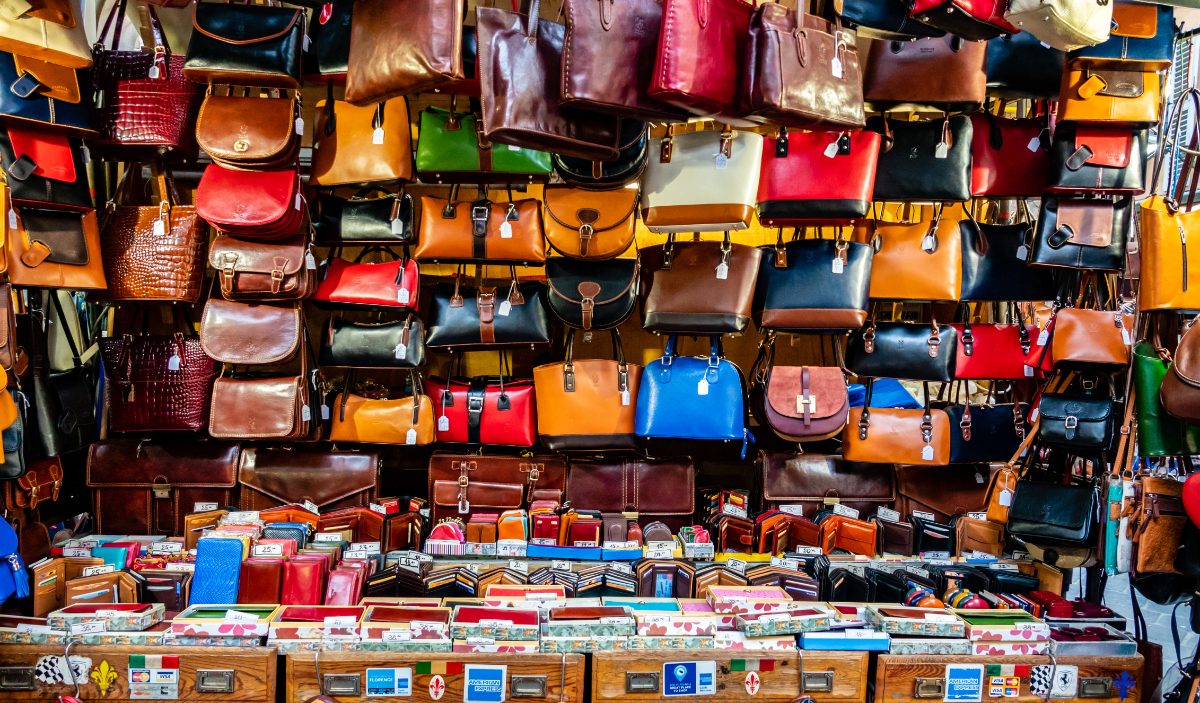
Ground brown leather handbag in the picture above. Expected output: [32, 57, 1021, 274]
[864, 36, 987, 109]
[843, 381, 951, 465]
[195, 90, 300, 169]
[1059, 62, 1162, 125]
[427, 452, 566, 523]
[208, 340, 318, 440]
[310, 94, 413, 187]
[542, 185, 638, 260]
[237, 447, 379, 512]
[750, 334, 849, 443]
[0, 284, 16, 371]
[344, 0, 470, 105]
[896, 464, 999, 522]
[759, 451, 896, 517]
[200, 300, 302, 365]
[5, 457, 60, 512]
[328, 369, 436, 446]
[565, 458, 695, 525]
[7, 209, 105, 290]
[208, 231, 316, 301]
[853, 204, 963, 302]
[1051, 308, 1132, 370]
[99, 166, 206, 303]
[1162, 322, 1200, 423]
[415, 188, 545, 265]
[639, 231, 763, 334]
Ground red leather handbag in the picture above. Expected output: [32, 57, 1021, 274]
[909, 0, 1015, 41]
[195, 164, 305, 240]
[312, 247, 419, 310]
[649, 0, 754, 116]
[426, 365, 537, 447]
[970, 114, 1050, 198]
[757, 129, 881, 226]
[949, 322, 1038, 380]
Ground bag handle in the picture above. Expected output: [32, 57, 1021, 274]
[661, 335, 722, 364]
[562, 329, 629, 395]
[100, 0, 171, 55]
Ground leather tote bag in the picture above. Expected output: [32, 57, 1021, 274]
[870, 115, 973, 202]
[838, 0, 944, 39]
[477, 0, 621, 161]
[1029, 196, 1130, 271]
[344, 0, 469, 104]
[752, 231, 873, 332]
[542, 185, 638, 260]
[0, 52, 92, 134]
[641, 128, 764, 232]
[1005, 0, 1113, 51]
[1059, 62, 1161, 125]
[312, 247, 419, 311]
[1161, 323, 1200, 423]
[1072, 3, 1173, 68]
[970, 113, 1051, 197]
[425, 269, 551, 350]
[949, 322, 1038, 379]
[756, 129, 880, 226]
[0, 128, 90, 211]
[909, 0, 1016, 40]
[183, 1, 305, 89]
[649, 0, 753, 116]
[310, 95, 413, 187]
[634, 335, 752, 457]
[1047, 124, 1146, 195]
[0, 0, 90, 68]
[741, 2, 865, 130]
[749, 334, 849, 442]
[415, 103, 552, 185]
[195, 164, 304, 240]
[415, 187, 544, 265]
[846, 319, 959, 382]
[843, 381, 950, 465]
[1050, 307, 1132, 370]
[99, 166, 206, 303]
[208, 231, 316, 301]
[960, 216, 1060, 301]
[853, 204, 963, 302]
[427, 359, 537, 447]
[986, 32, 1065, 98]
[864, 36, 987, 110]
[1132, 342, 1200, 457]
[313, 190, 413, 247]
[195, 91, 300, 169]
[639, 231, 762, 334]
[545, 257, 639, 331]
[319, 313, 425, 369]
[8, 208, 105, 290]
[200, 300, 302, 365]
[329, 370, 435, 446]
[533, 330, 642, 451]
[303, 0, 351, 79]
[944, 399, 1028, 464]
[553, 119, 648, 188]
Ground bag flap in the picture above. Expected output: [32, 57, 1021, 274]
[210, 376, 302, 437]
[1009, 482, 1094, 531]
[196, 95, 296, 161]
[1173, 328, 1200, 386]
[192, 2, 303, 45]
[11, 55, 78, 103]
[765, 366, 847, 422]
[15, 457, 60, 501]
[896, 464, 996, 518]
[208, 232, 306, 275]
[238, 448, 378, 508]
[545, 258, 638, 305]
[1072, 127, 1133, 169]
[16, 0, 75, 26]
[761, 452, 895, 502]
[432, 479, 523, 510]
[7, 127, 74, 182]
[543, 186, 639, 232]
[565, 460, 694, 516]
[200, 299, 301, 365]
[1056, 201, 1114, 247]
[18, 208, 88, 266]
[428, 453, 566, 490]
[1112, 2, 1157, 38]
[86, 440, 239, 488]
[196, 165, 297, 228]
[1037, 395, 1114, 423]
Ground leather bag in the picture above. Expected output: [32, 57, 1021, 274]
[838, 0, 944, 39]
[1029, 196, 1130, 271]
[195, 164, 304, 240]
[639, 232, 762, 334]
[944, 401, 1028, 463]
[311, 96, 413, 187]
[7, 208, 105, 290]
[553, 119, 648, 188]
[949, 322, 1037, 379]
[1160, 323, 1200, 424]
[1133, 342, 1200, 457]
[1059, 62, 1161, 125]
[1072, 2, 1173, 68]
[1048, 124, 1146, 195]
[641, 128, 763, 232]
[427, 453, 565, 523]
[0, 128, 90, 211]
[415, 190, 544, 265]
[427, 370, 536, 447]
[750, 336, 849, 443]
[313, 191, 413, 247]
[909, 0, 1016, 40]
[741, 2, 865, 129]
[312, 247, 419, 311]
[853, 205, 963, 302]
[318, 313, 425, 369]
[756, 129, 880, 226]
[1007, 481, 1099, 568]
[200, 300, 302, 365]
[425, 272, 551, 350]
[208, 231, 316, 301]
[985, 32, 1065, 98]
[864, 36, 987, 109]
[870, 116, 973, 202]
[303, 0, 351, 78]
[1037, 392, 1116, 450]
[27, 292, 94, 456]
[1050, 307, 1131, 370]
[846, 319, 959, 382]
[329, 370, 436, 446]
[533, 329, 642, 451]
[183, 2, 305, 89]
[1005, 0, 1113, 51]
[237, 448, 379, 512]
[208, 349, 317, 441]
[195, 91, 300, 169]
[753, 233, 873, 332]
[545, 257, 639, 331]
[566, 459, 694, 523]
[542, 185, 638, 259]
[344, 0, 468, 104]
[960, 218, 1060, 301]
[415, 105, 552, 185]
[86, 440, 239, 536]
[896, 464, 997, 521]
[970, 113, 1051, 197]
[0, 51, 91, 134]
[649, 0, 753, 116]
[0, 0, 90, 68]
[843, 381, 951, 465]
[760, 451, 896, 517]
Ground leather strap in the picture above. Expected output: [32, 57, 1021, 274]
[470, 198, 490, 260]
[477, 287, 496, 344]
[466, 378, 486, 444]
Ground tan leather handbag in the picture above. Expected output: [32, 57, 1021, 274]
[1051, 307, 1132, 370]
[415, 188, 545, 265]
[310, 94, 413, 187]
[853, 204, 963, 302]
[863, 36, 987, 109]
[196, 90, 301, 169]
[843, 381, 950, 465]
[7, 208, 105, 290]
[543, 186, 638, 260]
[1059, 61, 1161, 125]
[200, 300, 302, 365]
[329, 370, 436, 446]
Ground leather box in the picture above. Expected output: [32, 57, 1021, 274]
[427, 453, 566, 523]
[760, 452, 895, 518]
[237, 448, 379, 512]
[86, 440, 240, 537]
[565, 459, 695, 527]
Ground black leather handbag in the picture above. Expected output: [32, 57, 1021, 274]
[1047, 125, 1147, 196]
[1008, 481, 1098, 548]
[837, 0, 944, 39]
[846, 320, 958, 382]
[545, 257, 639, 331]
[752, 234, 873, 333]
[313, 191, 414, 246]
[911, 515, 954, 554]
[304, 0, 351, 78]
[425, 273, 551, 350]
[183, 2, 306, 89]
[0, 130, 91, 212]
[870, 115, 972, 202]
[985, 33, 1065, 98]
[943, 402, 1028, 463]
[1036, 393, 1116, 450]
[552, 120, 648, 188]
[960, 219, 1059, 301]
[1029, 196, 1130, 272]
[319, 314, 425, 369]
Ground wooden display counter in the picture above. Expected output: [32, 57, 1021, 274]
[875, 655, 1145, 703]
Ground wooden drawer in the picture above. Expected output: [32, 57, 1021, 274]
[0, 645, 275, 702]
[285, 651, 583, 702]
[592, 651, 869, 702]
[875, 655, 1145, 703]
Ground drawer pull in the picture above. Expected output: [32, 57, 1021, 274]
[512, 675, 547, 698]
[915, 677, 946, 698]
[195, 669, 235, 694]
[626, 672, 659, 693]
[1080, 677, 1112, 698]
[802, 671, 835, 692]
[322, 673, 361, 696]
[0, 667, 35, 691]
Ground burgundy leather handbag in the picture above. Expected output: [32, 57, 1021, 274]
[650, 0, 754, 117]
[195, 164, 305, 239]
[970, 113, 1050, 197]
[312, 247, 419, 310]
[756, 129, 881, 225]
[750, 335, 849, 443]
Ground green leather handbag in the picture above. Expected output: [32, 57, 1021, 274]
[415, 106, 551, 184]
[1133, 341, 1200, 457]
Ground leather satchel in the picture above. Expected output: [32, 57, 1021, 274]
[1005, 0, 1113, 52]
[427, 453, 565, 523]
[0, 52, 91, 134]
[426, 371, 537, 447]
[1162, 321, 1200, 424]
[329, 370, 436, 446]
[1007, 481, 1098, 568]
[742, 3, 864, 129]
[895, 464, 998, 521]
[415, 105, 552, 185]
[1133, 342, 1200, 457]
[649, 0, 753, 116]
[750, 336, 849, 443]
[870, 116, 973, 202]
[756, 129, 880, 226]
[1059, 62, 1161, 125]
[208, 232, 316, 301]
[8, 208, 105, 290]
[566, 459, 694, 525]
[0, 128, 90, 211]
[208, 346, 318, 440]
[183, 2, 305, 89]
[311, 96, 413, 187]
[959, 219, 1060, 301]
[477, 0, 621, 161]
[312, 248, 419, 310]
[237, 447, 379, 512]
[846, 320, 959, 382]
[844, 381, 951, 465]
[200, 300, 302, 365]
[545, 257, 639, 331]
[86, 440, 239, 536]
[970, 113, 1051, 197]
[319, 313, 426, 369]
[542, 185, 638, 260]
[195, 91, 300, 169]
[944, 402, 1028, 463]
[640, 232, 762, 334]
[425, 273, 551, 350]
[1037, 393, 1116, 450]
[553, 120, 648, 188]
[853, 205, 963, 302]
[0, 0, 90, 69]
[344, 0, 469, 104]
[949, 323, 1037, 379]
[1029, 196, 1130, 271]
[313, 191, 413, 246]
[415, 190, 544, 265]
[986, 32, 1064, 98]
[753, 233, 872, 332]
[5, 456, 59, 512]
[99, 325, 219, 434]
[759, 451, 896, 517]
[1050, 308, 1131, 370]
[195, 164, 305, 240]
[1048, 125, 1146, 195]
[642, 128, 763, 232]
[532, 329, 642, 451]
[864, 36, 987, 109]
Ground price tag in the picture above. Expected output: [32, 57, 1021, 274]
[314, 532, 343, 543]
[779, 505, 805, 516]
[495, 540, 526, 557]
[467, 636, 496, 646]
[225, 510, 261, 524]
[831, 56, 843, 79]
[507, 560, 528, 574]
[165, 562, 195, 572]
[224, 610, 260, 624]
[397, 288, 410, 305]
[382, 629, 413, 642]
[831, 503, 860, 519]
[877, 507, 901, 522]
[480, 619, 512, 628]
[934, 141, 949, 159]
[725, 558, 748, 574]
[770, 556, 800, 572]
[252, 544, 283, 557]
[150, 541, 182, 554]
[15, 623, 50, 634]
[760, 612, 791, 624]
[321, 404, 331, 421]
[323, 616, 357, 627]
[81, 565, 115, 577]
[823, 140, 840, 158]
[967, 512, 988, 520]
[646, 547, 674, 560]
[438, 416, 450, 432]
[498, 300, 512, 317]
[648, 541, 675, 551]
[63, 547, 91, 558]
[372, 127, 385, 145]
[1016, 244, 1029, 260]
[1037, 328, 1050, 346]
[684, 542, 715, 560]
[610, 562, 634, 575]
[721, 502, 748, 519]
[998, 489, 1013, 507]
[406, 428, 418, 445]
[923, 613, 958, 623]
[697, 378, 709, 396]
[370, 503, 388, 515]
[921, 551, 951, 560]
[989, 562, 1018, 571]
[794, 546, 823, 556]
[344, 550, 370, 560]
[152, 218, 166, 238]
[550, 560, 573, 572]
[831, 256, 844, 274]
[921, 444, 934, 461]
[69, 621, 105, 635]
[302, 500, 320, 515]
[395, 556, 424, 573]
[715, 262, 729, 280]
[350, 542, 381, 554]
[621, 389, 631, 406]
[295, 117, 304, 135]
[601, 616, 632, 625]
[912, 510, 936, 521]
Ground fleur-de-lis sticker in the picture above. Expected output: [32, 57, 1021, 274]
[91, 660, 118, 696]
[1115, 671, 1135, 702]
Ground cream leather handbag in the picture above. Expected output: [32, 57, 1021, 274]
[641, 128, 764, 234]
[1004, 0, 1112, 52]
[0, 0, 93, 69]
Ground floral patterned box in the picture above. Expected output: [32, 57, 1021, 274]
[971, 640, 1050, 656]
[359, 605, 452, 641]
[449, 606, 540, 640]
[267, 605, 364, 641]
[356, 637, 454, 653]
[540, 636, 628, 653]
[627, 635, 717, 650]
[171, 604, 281, 638]
[73, 628, 169, 646]
[889, 637, 972, 655]
[679, 599, 737, 630]
[705, 586, 798, 615]
[0, 616, 65, 645]
[602, 597, 682, 613]
[955, 611, 1050, 642]
[713, 631, 798, 652]
[866, 606, 966, 638]
[542, 607, 635, 638]
[452, 639, 540, 653]
[735, 609, 832, 637]
[636, 613, 720, 637]
[166, 634, 264, 647]
[47, 603, 166, 632]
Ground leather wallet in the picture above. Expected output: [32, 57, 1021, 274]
[141, 569, 191, 611]
[318, 507, 383, 542]
[32, 558, 68, 616]
[382, 512, 422, 552]
[828, 568, 871, 601]
[238, 558, 284, 604]
[716, 515, 754, 554]
[865, 568, 908, 602]
[190, 537, 245, 605]
[873, 515, 915, 556]
[569, 516, 602, 546]
[820, 515, 878, 557]
[466, 514, 499, 543]
[282, 557, 327, 605]
[642, 521, 674, 542]
[952, 515, 1005, 557]
[183, 510, 227, 551]
[64, 571, 141, 605]
[497, 510, 527, 541]
[324, 567, 363, 606]
[912, 516, 954, 554]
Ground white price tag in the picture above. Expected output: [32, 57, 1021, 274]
[152, 218, 166, 238]
[1016, 244, 1029, 260]
[323, 616, 357, 627]
[684, 542, 715, 559]
[721, 502, 748, 519]
[697, 378, 709, 396]
[507, 560, 528, 574]
[150, 541, 182, 554]
[646, 547, 674, 560]
[343, 550, 370, 560]
[934, 142, 949, 159]
[295, 117, 304, 135]
[498, 300, 512, 317]
[224, 610, 259, 624]
[406, 428, 418, 445]
[770, 556, 800, 572]
[301, 405, 312, 422]
[1027, 136, 1042, 152]
[382, 629, 413, 642]
[496, 540, 526, 557]
[794, 546, 823, 556]
[912, 510, 936, 521]
[831, 56, 843, 79]
[832, 503, 860, 519]
[621, 389, 631, 406]
[921, 444, 934, 461]
[302, 500, 320, 515]
[989, 562, 1018, 571]
[715, 262, 729, 280]
[831, 256, 844, 274]
[499, 222, 513, 239]
[314, 533, 344, 543]
[350, 542, 381, 554]
[252, 543, 283, 557]
[372, 127, 385, 145]
[998, 489, 1013, 507]
[610, 562, 634, 575]
[551, 560, 573, 572]
[724, 558, 748, 574]
[877, 507, 901, 522]
[165, 562, 194, 572]
[823, 140, 840, 158]
[779, 505, 805, 516]
[438, 416, 450, 432]
[63, 547, 91, 558]
[397, 288, 410, 305]
[967, 512, 988, 520]
[1037, 328, 1050, 346]
[69, 621, 105, 635]
[81, 565, 115, 577]
[193, 502, 219, 512]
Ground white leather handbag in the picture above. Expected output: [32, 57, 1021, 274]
[641, 129, 764, 234]
[0, 0, 93, 69]
[1004, 0, 1113, 52]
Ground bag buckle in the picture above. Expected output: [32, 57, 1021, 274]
[456, 461, 475, 514]
[862, 326, 875, 353]
[796, 394, 816, 415]
[927, 330, 940, 358]
[151, 479, 171, 500]
[466, 396, 484, 414]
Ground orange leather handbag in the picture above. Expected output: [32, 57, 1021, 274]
[310, 94, 413, 187]
[542, 185, 639, 260]
[1058, 61, 1161, 125]
[415, 187, 544, 264]
[853, 204, 963, 302]
[328, 370, 436, 445]
[1050, 307, 1132, 370]
[842, 381, 950, 465]
[7, 208, 105, 290]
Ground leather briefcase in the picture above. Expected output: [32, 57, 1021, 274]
[311, 96, 413, 187]
[542, 186, 638, 260]
[759, 451, 896, 518]
[566, 459, 694, 525]
[195, 91, 300, 169]
[86, 440, 240, 536]
[427, 453, 566, 523]
[640, 233, 762, 334]
[864, 36, 987, 109]
[237, 448, 379, 512]
[183, 2, 305, 89]
[895, 464, 999, 521]
[209, 232, 317, 301]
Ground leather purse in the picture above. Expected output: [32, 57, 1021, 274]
[237, 447, 379, 512]
[1133, 341, 1200, 457]
[1048, 124, 1146, 195]
[533, 329, 642, 451]
[344, 0, 469, 104]
[0, 128, 90, 211]
[477, 0, 621, 160]
[1005, 0, 1113, 51]
[1059, 62, 1161, 125]
[896, 464, 997, 521]
[756, 129, 880, 226]
[864, 36, 987, 109]
[960, 218, 1060, 301]
[553, 120, 648, 188]
[753, 233, 872, 332]
[91, 0, 198, 152]
[311, 96, 413, 187]
[209, 231, 316, 301]
[944, 401, 1028, 463]
[844, 381, 951, 465]
[1037, 392, 1117, 450]
[641, 128, 763, 232]
[0, 52, 91, 134]
[86, 440, 239, 536]
[200, 300, 302, 365]
[425, 272, 551, 350]
[183, 2, 305, 89]
[760, 451, 895, 516]
[303, 0, 350, 78]
[415, 104, 552, 184]
[319, 313, 425, 369]
[870, 116, 973, 202]
[329, 370, 436, 446]
[7, 208, 105, 290]
[1007, 481, 1098, 568]
[1029, 196, 1130, 271]
[195, 164, 304, 240]
[750, 336, 849, 443]
[415, 189, 544, 265]
[853, 205, 963, 302]
[99, 166, 206, 303]
[542, 185, 638, 260]
[427, 366, 536, 447]
[949, 322, 1037, 379]
[846, 319, 959, 382]
[279, 558, 325, 605]
[312, 247, 419, 310]
[208, 347, 318, 441]
[970, 113, 1051, 197]
[545, 257, 639, 331]
[741, 2, 864, 129]
[239, 558, 283, 604]
[986, 32, 1065, 98]
[640, 232, 762, 334]
[313, 191, 413, 246]
[195, 91, 300, 169]
[427, 453, 565, 523]
[1072, 2, 1173, 68]
[0, 0, 90, 69]
[1051, 308, 1131, 370]
[649, 0, 753, 116]
[566, 459, 694, 525]
[910, 0, 1016, 40]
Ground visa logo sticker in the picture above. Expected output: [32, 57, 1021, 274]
[663, 661, 717, 696]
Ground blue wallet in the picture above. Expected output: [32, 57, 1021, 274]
[190, 537, 244, 604]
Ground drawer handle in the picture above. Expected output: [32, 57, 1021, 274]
[626, 672, 659, 693]
[512, 675, 547, 698]
[0, 667, 35, 691]
[803, 671, 835, 692]
[1080, 677, 1112, 698]
[322, 673, 361, 696]
[195, 669, 235, 694]
[915, 677, 946, 698]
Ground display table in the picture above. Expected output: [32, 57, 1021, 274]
[875, 655, 1145, 703]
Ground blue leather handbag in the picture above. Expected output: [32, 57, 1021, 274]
[1070, 4, 1174, 68]
[190, 537, 244, 604]
[0, 519, 26, 605]
[634, 336, 753, 457]
[0, 52, 92, 134]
